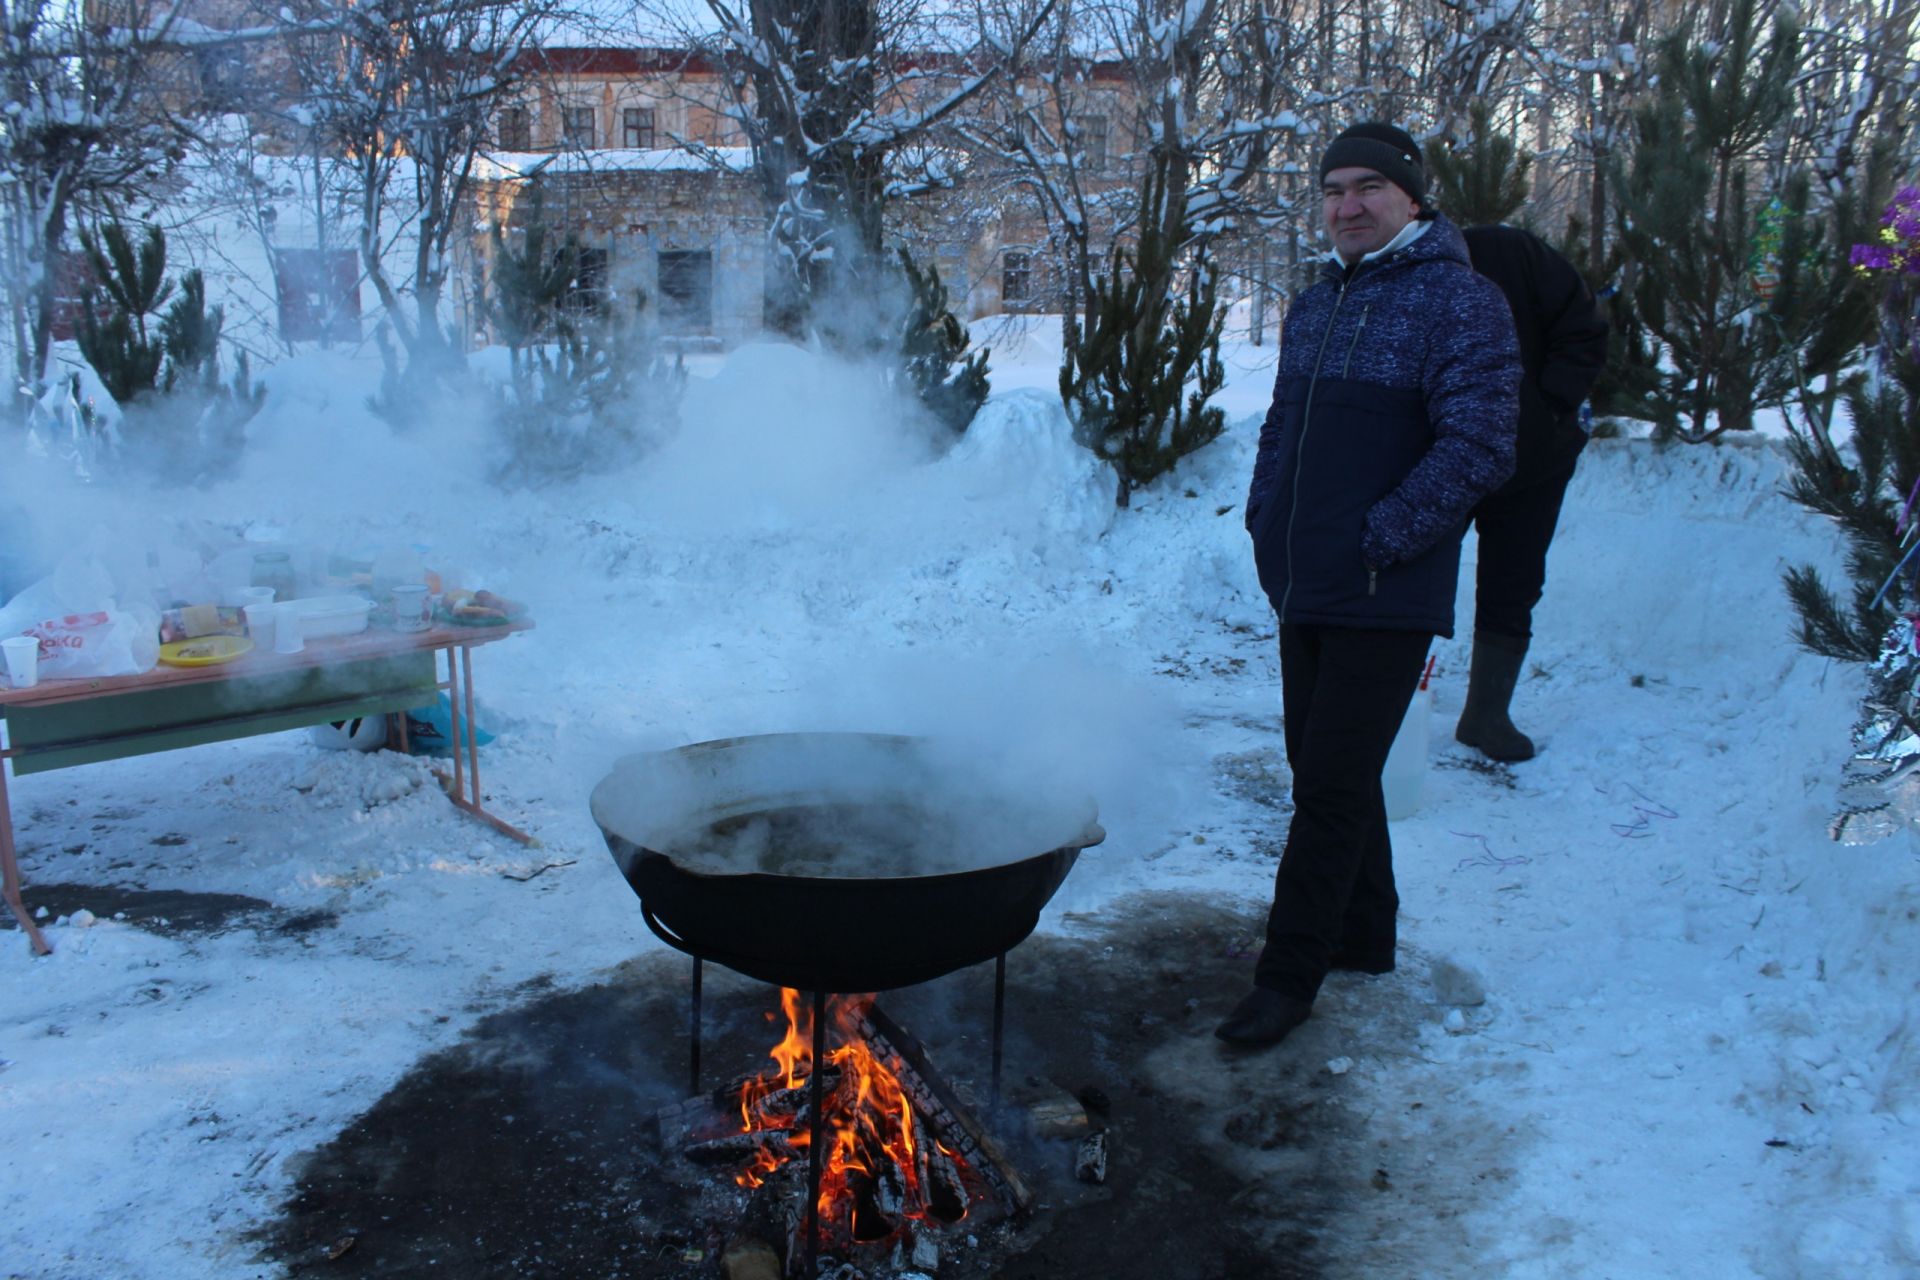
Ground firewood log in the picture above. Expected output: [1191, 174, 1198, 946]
[684, 1130, 796, 1166]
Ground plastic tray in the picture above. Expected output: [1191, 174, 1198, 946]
[290, 595, 372, 638]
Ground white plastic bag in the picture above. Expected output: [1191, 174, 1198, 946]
[21, 609, 159, 678]
[0, 545, 161, 677]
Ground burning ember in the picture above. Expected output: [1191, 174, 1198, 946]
[733, 989, 973, 1244]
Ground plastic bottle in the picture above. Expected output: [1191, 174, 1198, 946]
[1381, 685, 1431, 821]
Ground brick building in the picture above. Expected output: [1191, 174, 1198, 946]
[142, 0, 1145, 350]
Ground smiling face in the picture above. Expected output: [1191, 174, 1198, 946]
[1322, 166, 1421, 263]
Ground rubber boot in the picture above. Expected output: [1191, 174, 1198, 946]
[1455, 634, 1536, 762]
[1215, 988, 1313, 1047]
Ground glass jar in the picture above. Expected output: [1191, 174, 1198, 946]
[250, 551, 296, 604]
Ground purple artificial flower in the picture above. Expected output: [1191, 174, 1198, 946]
[1853, 242, 1894, 271]
[1888, 189, 1920, 240]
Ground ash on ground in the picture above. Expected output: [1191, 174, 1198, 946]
[255, 893, 1508, 1279]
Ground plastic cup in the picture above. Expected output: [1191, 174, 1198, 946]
[391, 584, 430, 633]
[243, 603, 277, 649]
[274, 602, 305, 654]
[2, 635, 39, 689]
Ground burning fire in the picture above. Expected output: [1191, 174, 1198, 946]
[733, 988, 969, 1240]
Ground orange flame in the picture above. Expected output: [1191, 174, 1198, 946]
[728, 988, 968, 1239]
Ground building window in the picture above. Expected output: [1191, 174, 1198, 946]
[1002, 251, 1031, 305]
[562, 247, 609, 317]
[562, 107, 596, 149]
[1075, 114, 1108, 170]
[196, 46, 248, 110]
[622, 106, 656, 149]
[657, 249, 713, 333]
[273, 248, 362, 343]
[496, 106, 530, 151]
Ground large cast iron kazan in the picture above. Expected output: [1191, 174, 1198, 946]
[591, 733, 1104, 993]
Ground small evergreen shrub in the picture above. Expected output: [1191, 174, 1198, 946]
[483, 208, 683, 486]
[75, 221, 264, 482]
[1062, 166, 1226, 508]
[1781, 185, 1920, 665]
[890, 248, 989, 437]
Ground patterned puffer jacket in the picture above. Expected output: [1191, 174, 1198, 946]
[1246, 213, 1519, 637]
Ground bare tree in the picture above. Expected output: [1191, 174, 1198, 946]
[680, 0, 1048, 336]
[272, 0, 557, 382]
[1789, 0, 1918, 193]
[0, 0, 180, 411]
[967, 0, 1306, 336]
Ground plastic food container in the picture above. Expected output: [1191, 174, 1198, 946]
[289, 595, 372, 638]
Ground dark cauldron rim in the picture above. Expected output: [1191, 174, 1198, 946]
[590, 732, 1104, 990]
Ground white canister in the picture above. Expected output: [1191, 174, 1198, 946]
[390, 584, 430, 633]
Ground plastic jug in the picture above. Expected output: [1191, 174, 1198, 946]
[1382, 684, 1432, 821]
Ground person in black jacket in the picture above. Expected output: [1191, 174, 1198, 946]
[1453, 225, 1609, 762]
[1218, 124, 1520, 1048]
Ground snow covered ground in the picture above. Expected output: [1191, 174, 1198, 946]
[2, 323, 1916, 1278]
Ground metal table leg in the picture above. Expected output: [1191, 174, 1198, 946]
[0, 739, 52, 956]
[438, 642, 535, 845]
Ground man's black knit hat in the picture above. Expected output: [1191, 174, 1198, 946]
[1319, 122, 1425, 205]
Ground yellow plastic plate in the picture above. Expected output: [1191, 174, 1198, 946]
[158, 635, 255, 667]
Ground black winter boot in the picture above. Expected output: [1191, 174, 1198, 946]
[1215, 988, 1313, 1047]
[1455, 634, 1536, 762]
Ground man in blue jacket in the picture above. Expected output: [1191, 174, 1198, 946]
[1219, 122, 1521, 1047]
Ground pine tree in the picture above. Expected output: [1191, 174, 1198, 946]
[74, 220, 264, 481]
[1782, 185, 1920, 663]
[1757, 149, 1896, 450]
[486, 192, 581, 359]
[76, 222, 171, 405]
[1427, 103, 1531, 229]
[1556, 214, 1659, 433]
[1061, 165, 1226, 508]
[891, 248, 989, 437]
[482, 200, 684, 485]
[1609, 0, 1802, 441]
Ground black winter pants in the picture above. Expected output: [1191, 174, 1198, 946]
[1469, 450, 1582, 642]
[1255, 624, 1433, 1002]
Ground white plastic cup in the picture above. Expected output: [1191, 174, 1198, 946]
[391, 583, 430, 633]
[243, 603, 277, 649]
[1382, 684, 1432, 821]
[2, 635, 39, 689]
[274, 602, 305, 654]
